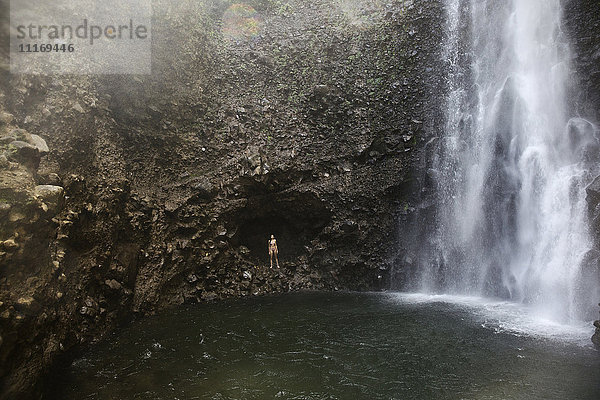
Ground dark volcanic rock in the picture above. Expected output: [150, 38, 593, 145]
[593, 313, 600, 348]
[563, 0, 600, 124]
[0, 0, 447, 398]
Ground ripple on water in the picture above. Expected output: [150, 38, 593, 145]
[47, 292, 600, 400]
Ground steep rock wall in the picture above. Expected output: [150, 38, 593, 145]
[0, 0, 445, 398]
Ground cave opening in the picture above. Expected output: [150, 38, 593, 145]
[234, 193, 331, 263]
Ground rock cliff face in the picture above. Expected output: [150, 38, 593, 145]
[0, 0, 445, 397]
[563, 0, 600, 345]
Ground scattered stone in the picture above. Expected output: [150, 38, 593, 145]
[239, 246, 250, 255]
[72, 102, 85, 113]
[34, 185, 65, 212]
[0, 154, 8, 169]
[2, 239, 19, 251]
[217, 225, 228, 237]
[105, 279, 122, 291]
[202, 292, 217, 301]
[16, 297, 34, 307]
[80, 298, 98, 317]
[79, 306, 93, 317]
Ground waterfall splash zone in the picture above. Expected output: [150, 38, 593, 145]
[409, 0, 600, 322]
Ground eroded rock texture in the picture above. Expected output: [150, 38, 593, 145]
[0, 0, 445, 397]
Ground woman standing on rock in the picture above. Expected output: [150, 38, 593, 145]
[268, 234, 279, 269]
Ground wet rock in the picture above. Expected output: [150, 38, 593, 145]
[586, 175, 600, 211]
[593, 320, 600, 347]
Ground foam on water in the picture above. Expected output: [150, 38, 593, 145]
[387, 292, 594, 345]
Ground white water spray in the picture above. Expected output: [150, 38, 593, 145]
[416, 0, 600, 322]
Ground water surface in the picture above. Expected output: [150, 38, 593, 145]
[49, 292, 600, 400]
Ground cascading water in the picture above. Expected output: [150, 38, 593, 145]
[413, 0, 600, 322]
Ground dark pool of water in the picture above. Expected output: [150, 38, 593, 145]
[47, 292, 600, 400]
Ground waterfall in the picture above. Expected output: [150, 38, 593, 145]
[413, 0, 600, 322]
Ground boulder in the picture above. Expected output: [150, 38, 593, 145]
[28, 134, 49, 155]
[9, 140, 38, 162]
[34, 185, 64, 213]
[0, 111, 14, 125]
